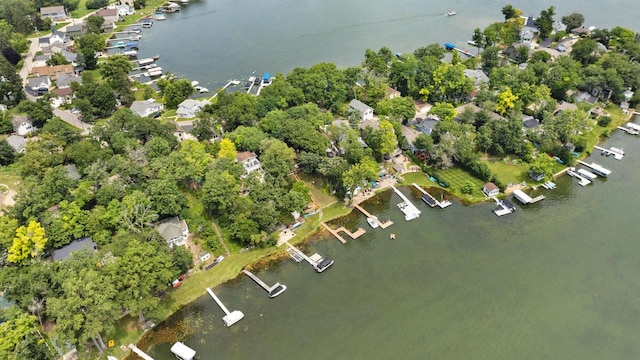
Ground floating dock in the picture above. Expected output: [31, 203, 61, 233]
[242, 270, 286, 298]
[512, 189, 545, 204]
[618, 126, 639, 135]
[205, 288, 244, 327]
[128, 344, 155, 360]
[492, 198, 516, 216]
[286, 243, 333, 272]
[412, 183, 452, 208]
[391, 186, 421, 221]
[577, 161, 611, 177]
[594, 145, 624, 160]
[567, 169, 592, 186]
[353, 204, 393, 228]
[577, 168, 597, 180]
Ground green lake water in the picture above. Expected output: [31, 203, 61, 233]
[142, 129, 640, 359]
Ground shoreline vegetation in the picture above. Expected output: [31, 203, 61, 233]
[1, 0, 640, 359]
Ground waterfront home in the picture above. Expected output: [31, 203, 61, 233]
[118, 3, 135, 17]
[156, 217, 190, 247]
[520, 28, 535, 43]
[463, 69, 489, 87]
[40, 5, 67, 21]
[348, 99, 374, 121]
[96, 8, 119, 31]
[482, 182, 500, 197]
[12, 115, 34, 136]
[529, 169, 545, 182]
[27, 75, 51, 93]
[386, 87, 401, 99]
[571, 26, 591, 36]
[170, 121, 197, 142]
[130, 99, 164, 118]
[236, 151, 262, 175]
[554, 101, 578, 115]
[52, 237, 98, 261]
[502, 43, 530, 62]
[176, 98, 210, 118]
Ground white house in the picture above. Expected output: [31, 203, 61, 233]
[176, 99, 210, 118]
[130, 99, 163, 117]
[483, 182, 500, 197]
[118, 3, 134, 17]
[12, 115, 35, 136]
[348, 99, 374, 121]
[27, 75, 51, 93]
[236, 151, 262, 175]
[156, 217, 189, 247]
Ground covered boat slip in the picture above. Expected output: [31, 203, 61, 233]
[171, 342, 196, 360]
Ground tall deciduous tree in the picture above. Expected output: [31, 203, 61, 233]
[217, 138, 237, 160]
[534, 6, 556, 40]
[561, 13, 585, 32]
[8, 221, 47, 265]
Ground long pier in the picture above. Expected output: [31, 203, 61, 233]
[594, 145, 624, 160]
[617, 126, 639, 135]
[206, 288, 244, 326]
[242, 270, 285, 297]
[391, 185, 421, 221]
[412, 183, 452, 208]
[286, 243, 316, 266]
[577, 160, 611, 177]
[353, 204, 393, 228]
[209, 80, 240, 100]
[129, 344, 155, 360]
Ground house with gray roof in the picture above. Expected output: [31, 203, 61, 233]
[32, 54, 51, 67]
[554, 101, 578, 115]
[348, 99, 374, 121]
[65, 23, 85, 39]
[463, 69, 489, 87]
[177, 98, 210, 118]
[40, 6, 67, 21]
[130, 99, 163, 117]
[156, 217, 189, 247]
[56, 73, 82, 88]
[6, 135, 27, 153]
[52, 237, 98, 261]
[522, 115, 541, 129]
[27, 75, 51, 93]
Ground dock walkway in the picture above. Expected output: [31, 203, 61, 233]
[391, 186, 421, 221]
[512, 189, 545, 204]
[129, 344, 155, 360]
[321, 222, 367, 243]
[412, 183, 452, 208]
[242, 270, 280, 293]
[594, 145, 624, 160]
[320, 222, 346, 243]
[353, 204, 393, 228]
[617, 126, 639, 135]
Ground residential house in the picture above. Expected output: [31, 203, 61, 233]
[401, 125, 421, 151]
[386, 87, 401, 99]
[27, 75, 51, 93]
[12, 115, 34, 136]
[482, 182, 500, 197]
[65, 164, 81, 180]
[31, 64, 74, 81]
[552, 21, 567, 34]
[521, 16, 538, 33]
[156, 217, 190, 247]
[358, 118, 379, 131]
[502, 43, 531, 62]
[236, 151, 262, 175]
[554, 101, 578, 115]
[520, 28, 536, 43]
[118, 3, 134, 17]
[56, 73, 82, 88]
[348, 99, 374, 121]
[620, 101, 630, 114]
[199, 252, 211, 263]
[176, 98, 210, 118]
[522, 115, 541, 130]
[414, 100, 432, 114]
[6, 135, 27, 153]
[571, 26, 591, 36]
[463, 69, 489, 87]
[40, 6, 67, 21]
[96, 8, 119, 31]
[32, 54, 51, 67]
[416, 118, 438, 135]
[50, 87, 74, 106]
[529, 169, 545, 182]
[52, 237, 98, 261]
[61, 50, 79, 67]
[38, 31, 67, 51]
[623, 89, 634, 102]
[575, 91, 598, 105]
[170, 121, 197, 142]
[65, 24, 85, 39]
[130, 99, 164, 117]
[455, 103, 505, 121]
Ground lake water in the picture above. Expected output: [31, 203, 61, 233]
[136, 0, 639, 90]
[133, 2, 640, 359]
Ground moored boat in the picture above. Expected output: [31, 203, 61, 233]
[447, 10, 456, 16]
[367, 217, 379, 229]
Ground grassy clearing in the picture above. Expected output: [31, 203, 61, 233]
[432, 167, 486, 199]
[0, 164, 22, 191]
[297, 173, 338, 208]
[70, 0, 93, 18]
[485, 159, 530, 185]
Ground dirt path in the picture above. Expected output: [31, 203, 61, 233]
[210, 215, 230, 256]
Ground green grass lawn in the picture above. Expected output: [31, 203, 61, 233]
[485, 158, 530, 185]
[400, 168, 486, 202]
[297, 173, 339, 208]
[0, 164, 22, 191]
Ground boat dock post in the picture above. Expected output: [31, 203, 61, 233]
[412, 183, 452, 208]
[205, 288, 244, 326]
[128, 344, 155, 360]
[353, 204, 393, 228]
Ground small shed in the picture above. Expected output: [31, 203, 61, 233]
[199, 252, 211, 262]
[483, 182, 500, 197]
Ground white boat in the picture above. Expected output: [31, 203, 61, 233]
[170, 342, 196, 360]
[447, 10, 456, 16]
[191, 80, 199, 86]
[195, 85, 209, 93]
[154, 14, 166, 20]
[268, 284, 287, 298]
[367, 217, 379, 229]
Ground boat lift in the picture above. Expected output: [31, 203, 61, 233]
[205, 288, 244, 327]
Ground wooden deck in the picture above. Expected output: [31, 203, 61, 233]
[353, 204, 393, 229]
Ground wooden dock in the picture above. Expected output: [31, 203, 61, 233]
[353, 204, 393, 229]
[129, 344, 155, 360]
[242, 270, 280, 293]
[320, 222, 366, 243]
[617, 126, 639, 135]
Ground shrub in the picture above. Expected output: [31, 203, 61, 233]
[597, 116, 612, 127]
